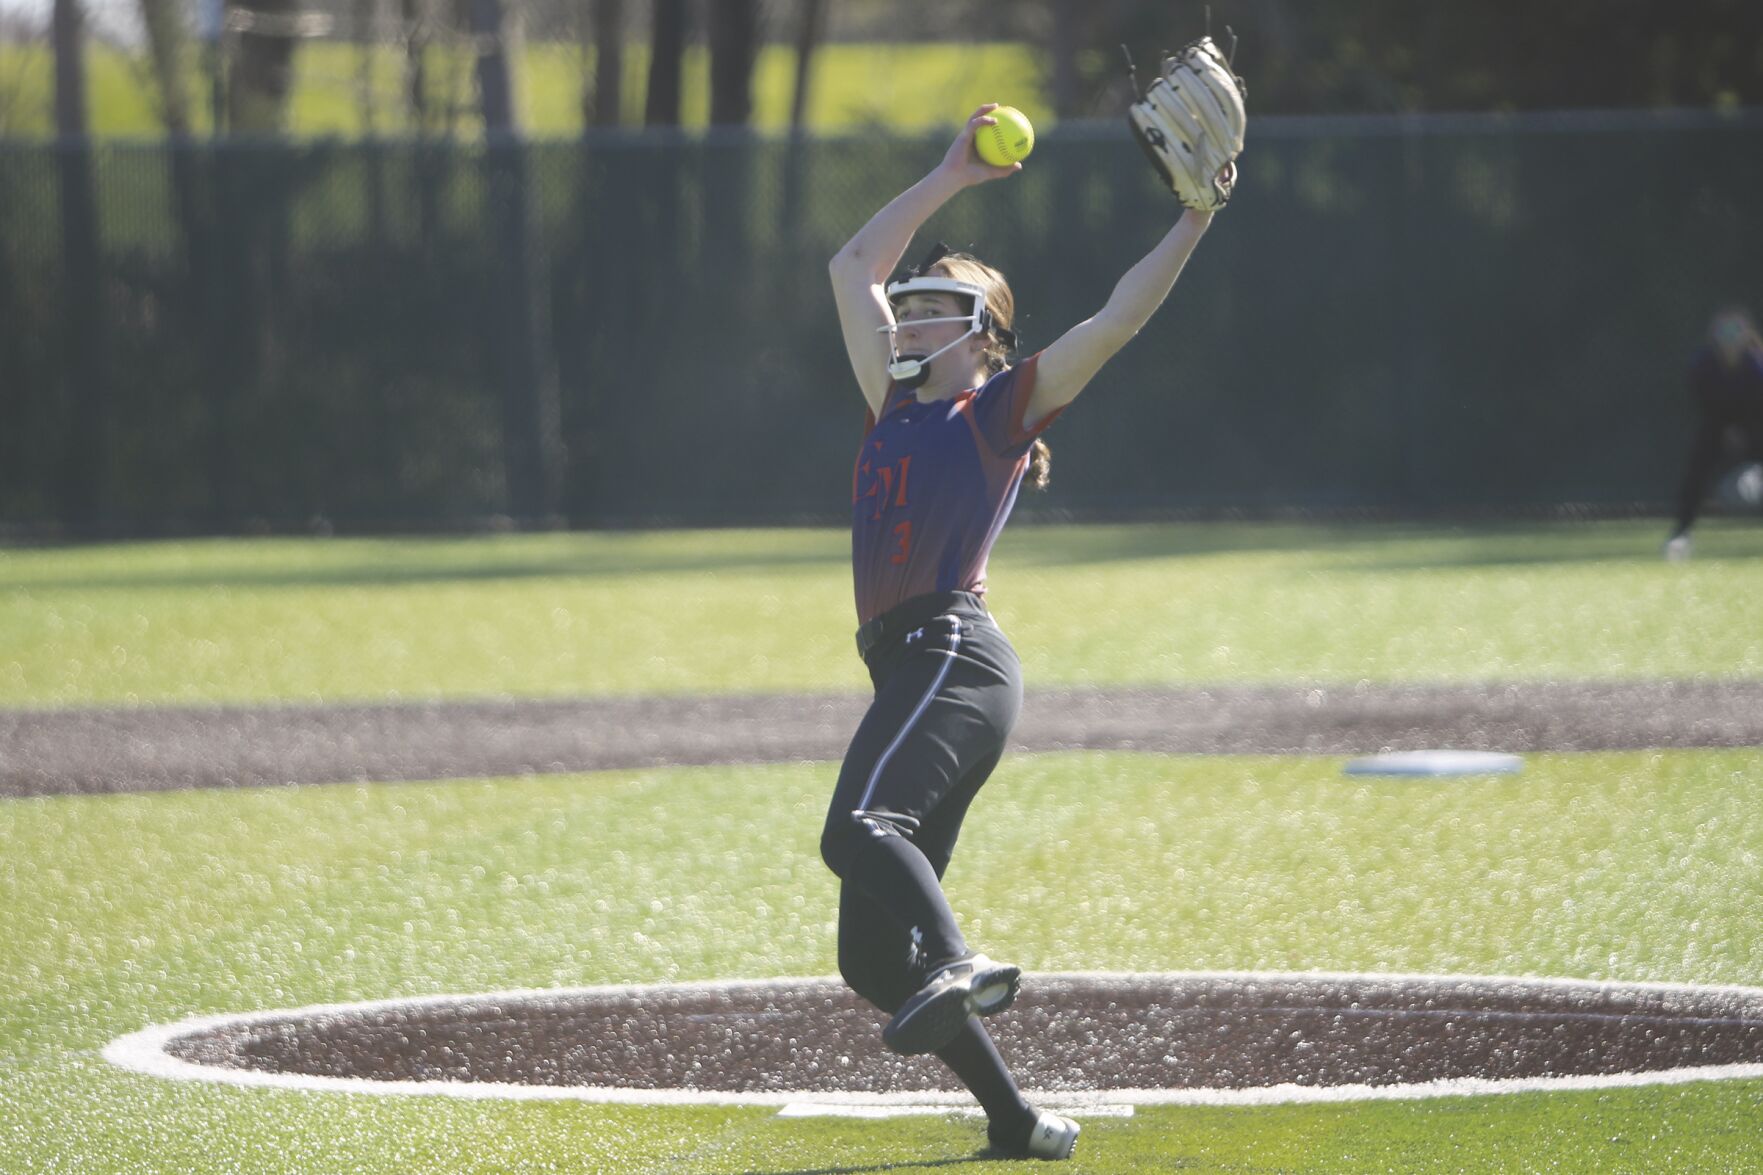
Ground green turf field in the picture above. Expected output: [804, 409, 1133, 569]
[0, 41, 1051, 140]
[3, 520, 1760, 707]
[4, 520, 1763, 1172]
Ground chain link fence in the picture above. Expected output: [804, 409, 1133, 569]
[3, 109, 1760, 535]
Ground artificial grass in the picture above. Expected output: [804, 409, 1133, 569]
[3, 519, 1761, 708]
[5, 521, 1761, 1170]
[4, 749, 1762, 1172]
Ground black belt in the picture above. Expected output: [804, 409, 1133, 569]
[855, 591, 986, 661]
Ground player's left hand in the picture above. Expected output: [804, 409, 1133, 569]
[1128, 37, 1247, 211]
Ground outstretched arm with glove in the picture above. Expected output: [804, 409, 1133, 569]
[1025, 35, 1247, 428]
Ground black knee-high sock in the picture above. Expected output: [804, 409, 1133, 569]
[843, 832, 967, 966]
[937, 1019, 1033, 1132]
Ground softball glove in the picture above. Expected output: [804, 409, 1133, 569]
[1128, 36, 1247, 211]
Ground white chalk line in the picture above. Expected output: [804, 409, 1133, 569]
[101, 970, 1763, 1113]
[776, 1102, 1137, 1120]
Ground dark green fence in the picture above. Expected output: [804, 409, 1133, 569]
[4, 110, 1760, 534]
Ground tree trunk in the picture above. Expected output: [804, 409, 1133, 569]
[644, 0, 687, 127]
[139, 0, 192, 135]
[399, 0, 443, 249]
[779, 0, 825, 260]
[52, 0, 107, 536]
[355, 0, 387, 242]
[468, 0, 518, 135]
[788, 0, 824, 133]
[708, 0, 758, 127]
[584, 0, 624, 129]
[1049, 0, 1080, 118]
[225, 0, 301, 133]
[354, 0, 378, 136]
[399, 0, 429, 131]
[468, 0, 564, 526]
[140, 0, 227, 531]
[214, 0, 304, 525]
[52, 0, 89, 138]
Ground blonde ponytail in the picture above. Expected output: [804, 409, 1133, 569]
[1027, 438, 1051, 491]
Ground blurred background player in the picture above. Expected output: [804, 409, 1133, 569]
[819, 102, 1226, 1160]
[1665, 307, 1763, 560]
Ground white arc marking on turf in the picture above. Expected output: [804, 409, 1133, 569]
[102, 971, 1763, 1109]
[776, 1103, 1136, 1119]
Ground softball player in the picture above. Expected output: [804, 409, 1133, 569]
[821, 104, 1222, 1160]
[1665, 307, 1763, 560]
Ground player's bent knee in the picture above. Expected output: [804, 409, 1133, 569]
[820, 811, 907, 878]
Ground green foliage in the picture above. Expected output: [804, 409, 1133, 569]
[6, 4, 1760, 144]
[0, 42, 1051, 139]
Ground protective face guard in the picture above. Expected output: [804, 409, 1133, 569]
[1712, 316, 1753, 351]
[878, 276, 993, 387]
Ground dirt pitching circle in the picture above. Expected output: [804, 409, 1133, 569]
[105, 972, 1763, 1108]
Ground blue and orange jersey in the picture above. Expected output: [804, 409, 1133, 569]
[851, 354, 1062, 624]
[1690, 343, 1763, 424]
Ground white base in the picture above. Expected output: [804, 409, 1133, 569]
[1344, 750, 1522, 777]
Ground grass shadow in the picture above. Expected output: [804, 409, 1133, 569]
[0, 537, 846, 592]
[995, 520, 1432, 568]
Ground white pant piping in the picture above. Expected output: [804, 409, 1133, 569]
[854, 615, 962, 815]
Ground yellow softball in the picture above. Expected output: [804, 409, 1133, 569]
[976, 106, 1035, 167]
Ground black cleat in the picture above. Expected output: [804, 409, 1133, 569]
[881, 953, 1021, 1055]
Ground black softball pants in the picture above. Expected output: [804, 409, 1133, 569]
[820, 591, 1023, 999]
[818, 591, 1032, 1127]
[1673, 416, 1763, 534]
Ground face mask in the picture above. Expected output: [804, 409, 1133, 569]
[878, 276, 991, 388]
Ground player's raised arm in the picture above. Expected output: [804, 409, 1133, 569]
[1026, 206, 1216, 427]
[1026, 38, 1246, 428]
[829, 106, 1020, 417]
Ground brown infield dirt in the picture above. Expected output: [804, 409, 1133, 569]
[39, 679, 1763, 1098]
[8, 678, 1763, 798]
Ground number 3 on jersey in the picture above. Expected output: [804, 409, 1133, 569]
[862, 455, 912, 563]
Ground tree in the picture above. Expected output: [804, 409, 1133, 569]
[644, 0, 688, 126]
[1047, 0, 1081, 118]
[352, 0, 379, 137]
[779, 0, 825, 253]
[708, 0, 759, 127]
[788, 0, 826, 132]
[398, 0, 432, 131]
[583, 0, 625, 129]
[139, 0, 193, 135]
[467, 0, 565, 525]
[467, 0, 519, 133]
[225, 0, 302, 132]
[52, 0, 108, 535]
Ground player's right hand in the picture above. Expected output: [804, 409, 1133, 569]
[939, 104, 1020, 186]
